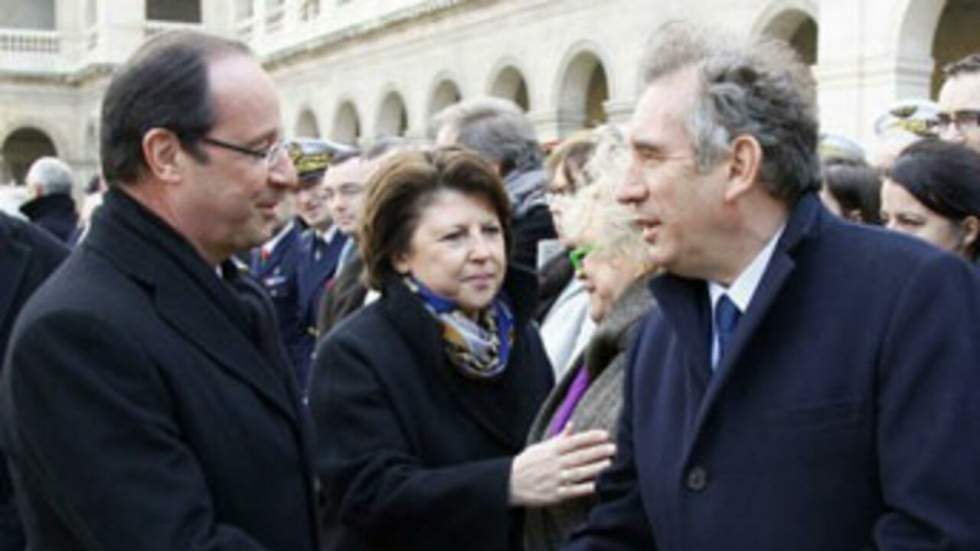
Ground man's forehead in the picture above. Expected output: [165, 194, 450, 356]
[939, 72, 980, 110]
[630, 76, 695, 147]
[323, 158, 368, 184]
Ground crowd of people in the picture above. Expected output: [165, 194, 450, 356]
[0, 19, 979, 551]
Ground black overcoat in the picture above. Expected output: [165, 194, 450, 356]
[0, 190, 319, 551]
[0, 212, 67, 551]
[311, 269, 553, 551]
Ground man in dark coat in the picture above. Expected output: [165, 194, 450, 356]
[433, 97, 557, 270]
[565, 23, 980, 551]
[18, 157, 78, 243]
[0, 31, 318, 551]
[0, 212, 67, 551]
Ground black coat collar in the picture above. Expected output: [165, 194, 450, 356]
[377, 266, 543, 450]
[84, 188, 300, 424]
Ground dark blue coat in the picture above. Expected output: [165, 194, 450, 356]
[249, 219, 306, 378]
[0, 212, 67, 551]
[294, 228, 347, 390]
[565, 194, 980, 551]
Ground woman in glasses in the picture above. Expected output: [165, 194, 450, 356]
[524, 173, 658, 551]
[538, 126, 625, 380]
[880, 139, 980, 265]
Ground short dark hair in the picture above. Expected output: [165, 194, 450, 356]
[943, 53, 980, 79]
[822, 159, 883, 225]
[890, 139, 980, 260]
[359, 146, 512, 290]
[100, 31, 250, 186]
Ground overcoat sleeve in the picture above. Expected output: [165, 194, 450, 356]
[561, 314, 657, 551]
[312, 332, 516, 550]
[873, 254, 980, 548]
[1, 311, 277, 551]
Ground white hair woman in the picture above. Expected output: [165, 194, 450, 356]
[524, 159, 658, 551]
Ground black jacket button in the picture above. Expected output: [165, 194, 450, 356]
[686, 466, 708, 492]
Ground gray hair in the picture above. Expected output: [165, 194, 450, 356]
[641, 21, 821, 203]
[431, 96, 541, 175]
[25, 157, 75, 196]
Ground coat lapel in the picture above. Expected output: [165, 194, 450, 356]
[680, 195, 823, 461]
[85, 193, 299, 426]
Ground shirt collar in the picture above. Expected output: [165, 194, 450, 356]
[708, 224, 786, 314]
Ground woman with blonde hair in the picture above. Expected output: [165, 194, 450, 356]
[524, 148, 658, 551]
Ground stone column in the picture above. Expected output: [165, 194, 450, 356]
[603, 98, 636, 127]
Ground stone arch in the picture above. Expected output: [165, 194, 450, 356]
[930, 0, 980, 96]
[892, 0, 946, 65]
[428, 74, 463, 119]
[1, 127, 58, 185]
[294, 107, 320, 138]
[332, 100, 361, 145]
[752, 0, 819, 65]
[554, 43, 613, 132]
[487, 61, 531, 111]
[375, 90, 408, 138]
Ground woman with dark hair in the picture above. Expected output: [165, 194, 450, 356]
[881, 139, 980, 263]
[310, 146, 615, 551]
[820, 158, 883, 225]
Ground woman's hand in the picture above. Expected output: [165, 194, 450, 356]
[509, 423, 616, 507]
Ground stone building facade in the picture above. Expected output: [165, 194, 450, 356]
[0, 0, 977, 187]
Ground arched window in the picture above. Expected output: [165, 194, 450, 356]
[489, 66, 530, 111]
[2, 127, 58, 185]
[376, 93, 408, 138]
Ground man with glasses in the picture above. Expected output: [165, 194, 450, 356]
[292, 140, 355, 394]
[0, 31, 318, 551]
[937, 53, 980, 153]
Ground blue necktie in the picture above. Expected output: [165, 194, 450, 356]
[715, 295, 741, 366]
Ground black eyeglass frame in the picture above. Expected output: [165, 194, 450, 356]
[932, 110, 980, 132]
[199, 136, 286, 165]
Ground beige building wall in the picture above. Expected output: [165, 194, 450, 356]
[0, 0, 978, 187]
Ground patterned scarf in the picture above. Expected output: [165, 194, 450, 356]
[405, 277, 515, 380]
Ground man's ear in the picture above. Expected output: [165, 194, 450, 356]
[141, 128, 184, 183]
[724, 134, 763, 202]
[959, 215, 979, 253]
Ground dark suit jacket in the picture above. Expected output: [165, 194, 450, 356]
[565, 194, 980, 551]
[0, 212, 67, 551]
[315, 251, 368, 338]
[18, 194, 78, 244]
[311, 269, 554, 551]
[295, 229, 348, 390]
[0, 189, 319, 551]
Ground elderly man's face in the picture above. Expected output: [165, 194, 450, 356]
[178, 54, 293, 262]
[938, 72, 980, 153]
[616, 68, 729, 280]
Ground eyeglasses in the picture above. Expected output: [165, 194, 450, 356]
[569, 244, 597, 272]
[200, 136, 287, 167]
[931, 110, 980, 133]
